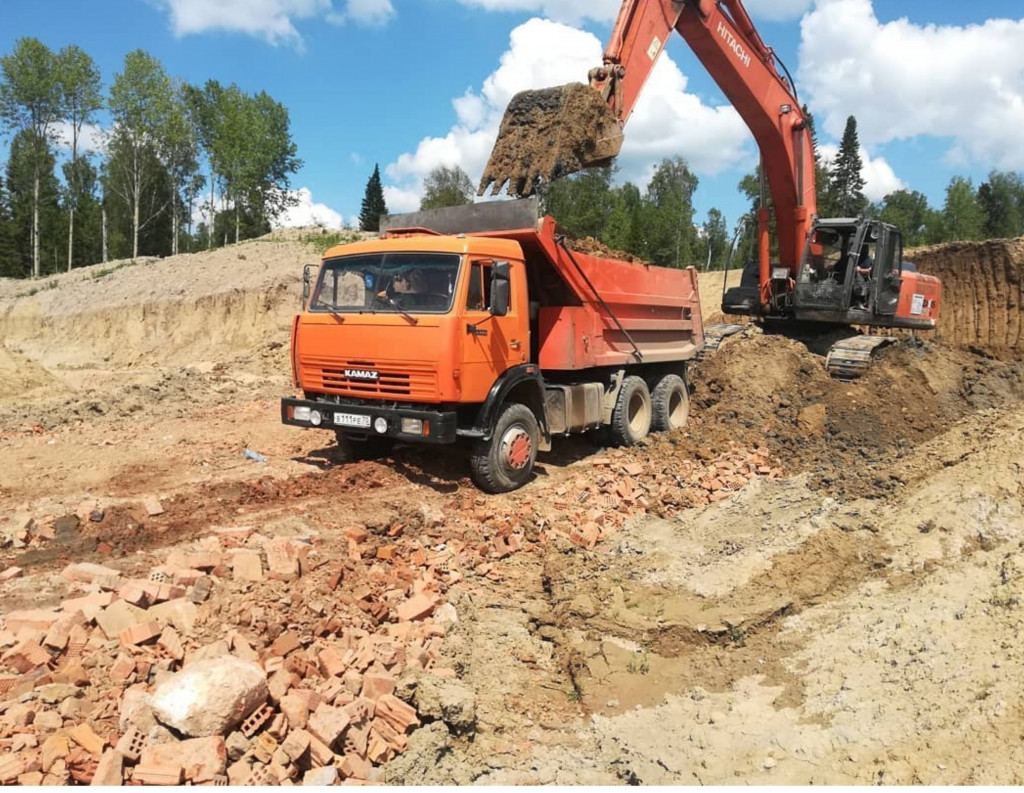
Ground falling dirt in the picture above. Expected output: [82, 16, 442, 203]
[478, 82, 623, 198]
[2, 230, 1024, 785]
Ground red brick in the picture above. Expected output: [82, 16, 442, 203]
[60, 562, 122, 585]
[264, 537, 303, 581]
[60, 591, 115, 617]
[0, 566, 23, 582]
[339, 753, 371, 780]
[118, 581, 155, 608]
[119, 619, 162, 647]
[306, 702, 350, 748]
[43, 611, 85, 651]
[318, 646, 347, 678]
[343, 526, 369, 543]
[374, 694, 420, 733]
[360, 672, 396, 701]
[231, 552, 264, 582]
[109, 653, 136, 683]
[91, 749, 124, 786]
[132, 764, 183, 785]
[3, 608, 59, 633]
[396, 593, 435, 622]
[68, 723, 106, 757]
[270, 630, 302, 657]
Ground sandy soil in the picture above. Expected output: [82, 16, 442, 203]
[1, 230, 1023, 784]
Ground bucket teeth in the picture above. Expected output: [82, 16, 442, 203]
[478, 83, 624, 198]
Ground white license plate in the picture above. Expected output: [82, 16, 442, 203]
[334, 412, 371, 428]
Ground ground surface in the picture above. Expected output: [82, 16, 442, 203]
[1, 230, 1023, 784]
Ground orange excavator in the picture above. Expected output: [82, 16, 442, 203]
[478, 0, 941, 377]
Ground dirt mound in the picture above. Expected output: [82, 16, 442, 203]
[906, 237, 1023, 359]
[684, 330, 1024, 498]
[478, 83, 623, 197]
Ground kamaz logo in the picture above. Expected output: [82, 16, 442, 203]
[344, 369, 379, 380]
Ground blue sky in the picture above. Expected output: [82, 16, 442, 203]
[3, 0, 1024, 234]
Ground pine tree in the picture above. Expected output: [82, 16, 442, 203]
[359, 164, 387, 232]
[825, 115, 867, 217]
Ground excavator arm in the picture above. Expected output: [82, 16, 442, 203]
[479, 0, 818, 301]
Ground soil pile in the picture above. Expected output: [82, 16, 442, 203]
[910, 236, 1024, 359]
[478, 83, 623, 197]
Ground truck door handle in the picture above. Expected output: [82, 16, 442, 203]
[510, 340, 521, 350]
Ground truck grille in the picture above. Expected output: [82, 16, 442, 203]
[302, 357, 438, 400]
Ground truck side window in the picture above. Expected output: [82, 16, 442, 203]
[466, 262, 492, 311]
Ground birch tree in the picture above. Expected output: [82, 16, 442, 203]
[107, 50, 171, 258]
[57, 45, 101, 271]
[0, 38, 62, 277]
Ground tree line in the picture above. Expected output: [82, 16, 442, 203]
[356, 113, 1024, 272]
[0, 38, 301, 279]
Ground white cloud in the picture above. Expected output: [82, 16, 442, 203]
[799, 0, 1024, 169]
[384, 17, 752, 206]
[450, 0, 620, 26]
[274, 187, 344, 227]
[820, 143, 904, 202]
[153, 0, 379, 46]
[52, 122, 108, 156]
[327, 0, 394, 26]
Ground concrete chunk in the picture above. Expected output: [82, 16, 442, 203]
[149, 656, 268, 737]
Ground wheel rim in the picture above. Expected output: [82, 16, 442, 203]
[627, 390, 650, 435]
[667, 388, 687, 428]
[500, 424, 533, 470]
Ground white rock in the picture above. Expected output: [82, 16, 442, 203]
[150, 656, 268, 737]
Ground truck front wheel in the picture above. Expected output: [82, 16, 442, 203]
[609, 376, 652, 446]
[651, 373, 689, 432]
[470, 403, 539, 493]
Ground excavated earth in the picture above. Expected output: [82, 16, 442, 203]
[1, 230, 1023, 784]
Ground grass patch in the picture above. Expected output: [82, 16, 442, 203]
[300, 230, 362, 255]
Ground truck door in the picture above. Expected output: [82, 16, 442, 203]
[873, 226, 901, 316]
[461, 258, 528, 402]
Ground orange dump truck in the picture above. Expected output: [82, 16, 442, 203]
[281, 198, 704, 492]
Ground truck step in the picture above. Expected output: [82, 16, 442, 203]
[825, 335, 898, 379]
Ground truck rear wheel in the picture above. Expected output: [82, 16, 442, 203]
[651, 373, 689, 432]
[470, 402, 539, 493]
[609, 376, 652, 446]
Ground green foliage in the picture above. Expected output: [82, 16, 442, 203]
[701, 208, 730, 270]
[359, 164, 387, 232]
[942, 176, 985, 241]
[107, 50, 173, 258]
[300, 230, 362, 255]
[420, 165, 474, 210]
[977, 170, 1024, 239]
[541, 165, 617, 240]
[0, 37, 63, 277]
[824, 115, 867, 217]
[875, 189, 934, 247]
[5, 129, 62, 277]
[641, 157, 699, 268]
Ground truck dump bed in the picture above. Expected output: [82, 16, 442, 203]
[381, 198, 704, 372]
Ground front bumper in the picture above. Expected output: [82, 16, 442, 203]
[281, 397, 458, 444]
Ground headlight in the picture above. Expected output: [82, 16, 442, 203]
[309, 410, 322, 426]
[293, 406, 311, 422]
[373, 417, 388, 434]
[401, 417, 423, 435]
[771, 267, 789, 280]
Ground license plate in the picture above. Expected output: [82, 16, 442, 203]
[334, 412, 371, 428]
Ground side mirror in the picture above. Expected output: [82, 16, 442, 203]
[302, 264, 316, 308]
[490, 260, 510, 317]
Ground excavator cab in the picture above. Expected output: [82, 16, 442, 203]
[793, 219, 902, 321]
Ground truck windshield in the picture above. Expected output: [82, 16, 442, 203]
[310, 252, 461, 314]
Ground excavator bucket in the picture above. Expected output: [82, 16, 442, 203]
[478, 82, 624, 198]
